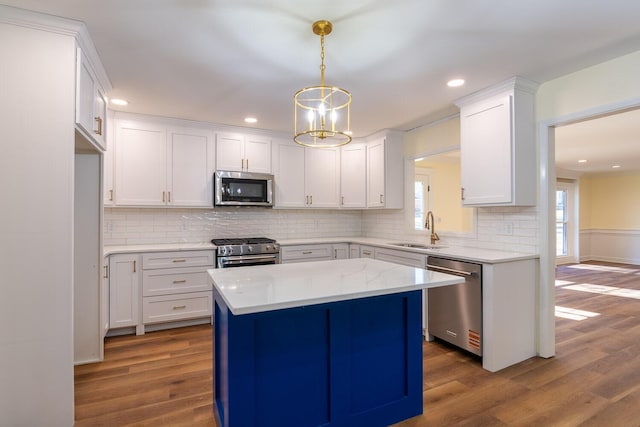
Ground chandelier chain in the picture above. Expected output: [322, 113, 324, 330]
[320, 33, 326, 86]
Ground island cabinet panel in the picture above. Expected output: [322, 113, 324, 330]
[213, 290, 423, 427]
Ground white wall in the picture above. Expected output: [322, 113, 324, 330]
[0, 21, 76, 426]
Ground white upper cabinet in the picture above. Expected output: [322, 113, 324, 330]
[103, 111, 115, 206]
[366, 131, 403, 209]
[115, 120, 166, 206]
[168, 127, 215, 207]
[305, 146, 341, 208]
[272, 140, 306, 207]
[272, 140, 341, 208]
[340, 142, 366, 208]
[216, 132, 271, 173]
[114, 115, 214, 207]
[75, 48, 107, 150]
[455, 77, 538, 206]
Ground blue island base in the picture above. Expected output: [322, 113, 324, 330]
[213, 290, 423, 427]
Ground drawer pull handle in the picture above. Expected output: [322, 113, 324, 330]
[172, 259, 187, 263]
[172, 305, 187, 310]
[172, 279, 187, 284]
[302, 251, 313, 255]
[94, 116, 103, 135]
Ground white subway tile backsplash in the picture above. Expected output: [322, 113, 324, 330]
[105, 204, 539, 255]
[104, 208, 363, 246]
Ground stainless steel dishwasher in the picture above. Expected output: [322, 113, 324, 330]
[427, 256, 482, 356]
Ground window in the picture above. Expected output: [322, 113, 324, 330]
[556, 180, 578, 264]
[556, 189, 568, 256]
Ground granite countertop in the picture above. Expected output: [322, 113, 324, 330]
[207, 258, 464, 315]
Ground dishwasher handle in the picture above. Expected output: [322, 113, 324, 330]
[427, 264, 473, 277]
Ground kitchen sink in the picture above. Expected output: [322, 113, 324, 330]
[390, 242, 447, 250]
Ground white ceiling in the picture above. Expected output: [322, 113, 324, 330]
[555, 108, 640, 174]
[4, 0, 640, 171]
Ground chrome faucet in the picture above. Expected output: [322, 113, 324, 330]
[425, 211, 440, 245]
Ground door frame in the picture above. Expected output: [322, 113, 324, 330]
[539, 97, 640, 358]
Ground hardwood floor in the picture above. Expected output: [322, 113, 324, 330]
[75, 261, 640, 426]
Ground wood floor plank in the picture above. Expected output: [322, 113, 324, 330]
[75, 262, 640, 426]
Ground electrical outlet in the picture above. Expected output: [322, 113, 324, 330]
[106, 221, 113, 233]
[496, 221, 514, 235]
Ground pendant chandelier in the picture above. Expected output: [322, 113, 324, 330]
[294, 20, 352, 148]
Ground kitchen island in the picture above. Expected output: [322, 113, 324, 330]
[207, 258, 464, 427]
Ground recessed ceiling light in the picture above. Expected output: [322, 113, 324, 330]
[244, 117, 258, 124]
[110, 98, 128, 106]
[578, 159, 587, 163]
[612, 165, 621, 169]
[447, 79, 465, 88]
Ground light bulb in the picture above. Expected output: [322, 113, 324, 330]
[318, 102, 326, 116]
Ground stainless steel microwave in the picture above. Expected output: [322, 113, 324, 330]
[214, 170, 274, 207]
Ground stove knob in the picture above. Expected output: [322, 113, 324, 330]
[266, 245, 271, 251]
[248, 246, 253, 252]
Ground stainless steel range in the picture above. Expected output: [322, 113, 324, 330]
[211, 237, 280, 268]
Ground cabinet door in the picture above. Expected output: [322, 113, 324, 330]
[115, 120, 167, 205]
[333, 243, 349, 259]
[103, 140, 114, 205]
[92, 85, 107, 149]
[460, 95, 512, 205]
[168, 127, 214, 207]
[349, 244, 361, 259]
[305, 147, 340, 208]
[273, 141, 306, 207]
[367, 138, 385, 207]
[340, 143, 366, 208]
[216, 133, 244, 171]
[109, 254, 140, 328]
[76, 48, 106, 150]
[244, 135, 271, 173]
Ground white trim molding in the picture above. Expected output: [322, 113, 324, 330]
[580, 229, 640, 265]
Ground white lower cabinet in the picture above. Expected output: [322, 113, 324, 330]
[333, 243, 349, 260]
[359, 245, 376, 259]
[374, 247, 426, 268]
[349, 244, 361, 258]
[142, 292, 212, 324]
[281, 243, 349, 263]
[109, 254, 140, 329]
[108, 249, 214, 334]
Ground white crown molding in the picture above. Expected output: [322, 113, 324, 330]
[454, 76, 540, 108]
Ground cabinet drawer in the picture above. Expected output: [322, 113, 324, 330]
[375, 248, 426, 268]
[360, 245, 376, 259]
[142, 291, 212, 324]
[281, 245, 333, 262]
[142, 267, 212, 297]
[142, 250, 214, 269]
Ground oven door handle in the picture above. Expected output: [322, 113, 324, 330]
[218, 254, 278, 267]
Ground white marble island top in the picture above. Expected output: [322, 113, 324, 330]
[207, 258, 464, 315]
